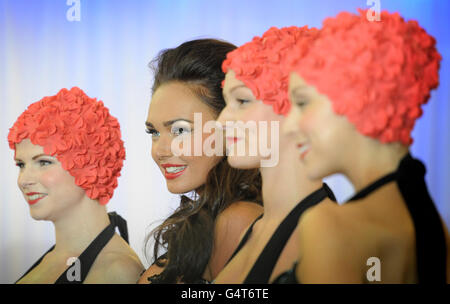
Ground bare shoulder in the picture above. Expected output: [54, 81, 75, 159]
[214, 200, 264, 247]
[295, 199, 374, 283]
[218, 201, 264, 224]
[298, 198, 359, 239]
[207, 201, 263, 279]
[299, 192, 398, 238]
[88, 235, 144, 284]
[97, 250, 145, 284]
[214, 201, 263, 241]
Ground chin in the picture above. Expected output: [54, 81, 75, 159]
[166, 179, 203, 195]
[167, 187, 188, 194]
[29, 207, 51, 221]
[306, 171, 325, 182]
[166, 184, 185, 194]
[305, 163, 334, 182]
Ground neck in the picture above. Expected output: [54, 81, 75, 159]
[260, 144, 322, 220]
[343, 138, 409, 192]
[52, 197, 110, 255]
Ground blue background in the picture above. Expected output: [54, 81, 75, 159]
[0, 0, 448, 283]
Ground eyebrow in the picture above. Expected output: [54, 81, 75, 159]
[229, 85, 248, 94]
[291, 86, 309, 96]
[145, 118, 193, 128]
[223, 84, 250, 100]
[14, 154, 50, 162]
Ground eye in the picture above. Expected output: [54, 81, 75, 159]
[39, 160, 52, 167]
[171, 125, 191, 136]
[237, 98, 250, 104]
[15, 161, 24, 169]
[146, 128, 160, 138]
[292, 95, 309, 108]
[295, 100, 307, 107]
[170, 120, 192, 136]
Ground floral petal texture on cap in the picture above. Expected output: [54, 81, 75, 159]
[8, 87, 125, 205]
[291, 9, 441, 145]
[222, 26, 319, 116]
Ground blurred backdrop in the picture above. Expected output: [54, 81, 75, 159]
[0, 0, 449, 283]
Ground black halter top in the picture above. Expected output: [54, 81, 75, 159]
[273, 153, 447, 284]
[15, 212, 128, 284]
[224, 183, 336, 284]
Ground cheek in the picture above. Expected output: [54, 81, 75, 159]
[42, 168, 81, 195]
[240, 106, 263, 123]
[39, 169, 61, 189]
[239, 106, 272, 141]
[298, 108, 323, 139]
[289, 108, 302, 131]
[151, 142, 158, 162]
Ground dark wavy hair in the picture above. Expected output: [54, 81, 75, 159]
[145, 39, 262, 283]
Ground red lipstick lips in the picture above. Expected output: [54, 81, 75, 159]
[297, 143, 310, 160]
[161, 164, 187, 180]
[226, 137, 240, 145]
[25, 192, 46, 205]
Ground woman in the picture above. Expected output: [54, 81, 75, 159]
[283, 9, 449, 283]
[138, 39, 263, 284]
[213, 26, 336, 284]
[8, 87, 144, 284]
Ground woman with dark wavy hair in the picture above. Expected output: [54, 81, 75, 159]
[138, 39, 263, 284]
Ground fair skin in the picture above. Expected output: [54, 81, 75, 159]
[139, 81, 262, 283]
[284, 72, 450, 283]
[213, 70, 329, 283]
[14, 139, 144, 284]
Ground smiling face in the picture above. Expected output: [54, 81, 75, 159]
[146, 81, 223, 194]
[283, 72, 359, 180]
[15, 138, 86, 221]
[218, 70, 282, 169]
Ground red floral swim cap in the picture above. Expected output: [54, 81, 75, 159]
[8, 87, 125, 205]
[222, 26, 319, 116]
[290, 9, 441, 145]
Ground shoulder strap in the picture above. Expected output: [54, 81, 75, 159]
[347, 153, 446, 283]
[55, 221, 115, 283]
[55, 212, 127, 284]
[16, 212, 128, 284]
[395, 154, 447, 283]
[225, 214, 263, 266]
[349, 172, 397, 201]
[108, 211, 129, 243]
[15, 245, 55, 283]
[244, 184, 331, 283]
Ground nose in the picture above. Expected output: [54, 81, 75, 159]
[152, 133, 173, 160]
[217, 105, 234, 130]
[17, 166, 36, 191]
[282, 108, 300, 137]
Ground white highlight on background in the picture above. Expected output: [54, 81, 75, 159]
[366, 0, 381, 22]
[66, 0, 81, 22]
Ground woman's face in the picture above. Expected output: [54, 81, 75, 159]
[218, 70, 282, 169]
[15, 138, 86, 221]
[146, 81, 223, 194]
[283, 72, 358, 180]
